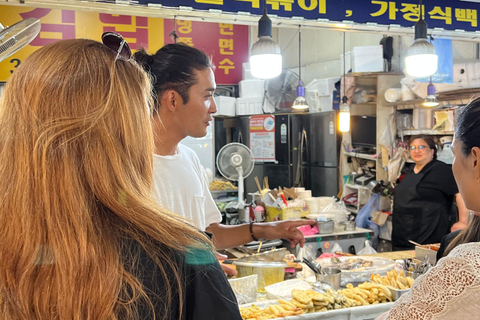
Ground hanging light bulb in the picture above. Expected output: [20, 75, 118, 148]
[293, 26, 309, 111]
[423, 77, 439, 107]
[339, 32, 350, 132]
[339, 96, 350, 132]
[405, 0, 438, 78]
[249, 0, 282, 79]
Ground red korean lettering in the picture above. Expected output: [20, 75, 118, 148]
[100, 14, 149, 50]
[20, 9, 76, 46]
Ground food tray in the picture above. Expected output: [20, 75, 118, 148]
[239, 300, 394, 320]
[370, 281, 410, 301]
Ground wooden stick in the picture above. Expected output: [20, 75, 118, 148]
[254, 176, 262, 192]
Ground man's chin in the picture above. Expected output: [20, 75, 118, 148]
[190, 132, 208, 138]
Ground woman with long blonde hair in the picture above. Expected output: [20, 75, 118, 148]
[0, 36, 241, 319]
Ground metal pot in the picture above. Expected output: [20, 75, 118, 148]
[316, 219, 334, 234]
[345, 220, 356, 231]
[233, 261, 287, 292]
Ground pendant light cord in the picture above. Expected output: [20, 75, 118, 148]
[343, 32, 346, 101]
[298, 26, 302, 82]
[419, 0, 423, 21]
[169, 16, 178, 43]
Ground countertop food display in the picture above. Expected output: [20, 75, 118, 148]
[239, 284, 394, 320]
[209, 179, 238, 190]
[316, 256, 395, 286]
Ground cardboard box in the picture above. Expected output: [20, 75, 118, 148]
[265, 206, 309, 222]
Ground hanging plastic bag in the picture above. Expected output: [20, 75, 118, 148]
[355, 193, 380, 229]
[330, 242, 344, 254]
[357, 240, 377, 255]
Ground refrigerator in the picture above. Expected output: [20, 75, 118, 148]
[214, 111, 341, 199]
[302, 111, 342, 197]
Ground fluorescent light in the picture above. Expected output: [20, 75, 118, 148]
[405, 39, 438, 77]
[292, 26, 308, 111]
[423, 78, 439, 107]
[249, 0, 282, 79]
[404, 0, 438, 78]
[250, 38, 282, 79]
[339, 99, 350, 132]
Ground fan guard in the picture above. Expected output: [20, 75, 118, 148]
[0, 18, 41, 63]
[265, 69, 299, 112]
[217, 142, 254, 181]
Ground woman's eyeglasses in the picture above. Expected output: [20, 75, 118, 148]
[101, 32, 132, 61]
[410, 145, 428, 151]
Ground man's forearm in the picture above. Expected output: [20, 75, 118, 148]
[207, 223, 255, 250]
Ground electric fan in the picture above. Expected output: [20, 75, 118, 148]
[216, 143, 255, 209]
[264, 69, 299, 112]
[0, 18, 41, 63]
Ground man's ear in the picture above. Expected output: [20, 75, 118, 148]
[161, 90, 179, 112]
[472, 147, 480, 178]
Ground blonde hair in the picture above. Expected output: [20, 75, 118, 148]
[0, 39, 209, 319]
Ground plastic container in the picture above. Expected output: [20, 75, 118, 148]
[345, 220, 356, 231]
[233, 261, 287, 292]
[396, 113, 412, 130]
[412, 109, 434, 129]
[214, 96, 236, 116]
[228, 274, 258, 304]
[264, 279, 312, 300]
[236, 97, 263, 115]
[239, 79, 265, 98]
[334, 222, 346, 232]
[316, 219, 335, 234]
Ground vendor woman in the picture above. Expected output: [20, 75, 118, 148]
[392, 135, 469, 251]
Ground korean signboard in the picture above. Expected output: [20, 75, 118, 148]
[0, 5, 248, 84]
[140, 0, 480, 32]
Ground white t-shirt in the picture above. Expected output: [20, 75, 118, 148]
[152, 144, 221, 231]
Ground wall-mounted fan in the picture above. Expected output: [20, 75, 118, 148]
[264, 69, 299, 112]
[0, 18, 41, 63]
[216, 142, 255, 209]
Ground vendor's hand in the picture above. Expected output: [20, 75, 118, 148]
[451, 221, 467, 232]
[256, 220, 315, 248]
[215, 251, 237, 277]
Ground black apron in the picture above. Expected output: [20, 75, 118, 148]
[392, 163, 451, 251]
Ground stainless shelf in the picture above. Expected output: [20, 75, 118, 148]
[400, 129, 454, 136]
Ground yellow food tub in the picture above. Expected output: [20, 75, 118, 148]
[265, 206, 309, 221]
[233, 261, 287, 293]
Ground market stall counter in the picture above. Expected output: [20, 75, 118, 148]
[233, 250, 419, 320]
[285, 227, 375, 257]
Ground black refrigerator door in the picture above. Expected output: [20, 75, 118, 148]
[304, 111, 341, 166]
[245, 163, 291, 197]
[307, 166, 339, 197]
